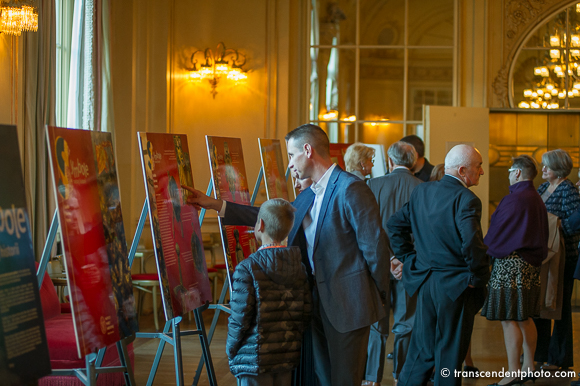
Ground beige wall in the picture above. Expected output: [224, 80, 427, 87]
[111, 0, 299, 243]
[425, 106, 490, 231]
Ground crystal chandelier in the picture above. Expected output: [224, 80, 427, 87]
[0, 1, 38, 36]
[519, 4, 580, 109]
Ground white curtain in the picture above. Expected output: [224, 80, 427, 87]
[66, 0, 113, 132]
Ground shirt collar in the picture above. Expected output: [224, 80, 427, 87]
[310, 163, 337, 196]
[444, 173, 467, 188]
[392, 166, 410, 172]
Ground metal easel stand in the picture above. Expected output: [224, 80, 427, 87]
[192, 168, 265, 386]
[129, 198, 217, 386]
[36, 212, 136, 386]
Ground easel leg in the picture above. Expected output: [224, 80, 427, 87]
[173, 318, 185, 386]
[194, 308, 217, 386]
[146, 320, 172, 386]
[86, 353, 97, 386]
[117, 338, 136, 386]
[192, 281, 229, 385]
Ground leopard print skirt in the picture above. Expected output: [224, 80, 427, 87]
[481, 251, 541, 321]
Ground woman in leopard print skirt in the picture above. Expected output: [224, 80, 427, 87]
[481, 155, 549, 386]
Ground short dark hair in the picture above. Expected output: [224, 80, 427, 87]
[400, 135, 425, 158]
[257, 198, 296, 242]
[511, 155, 538, 180]
[285, 124, 330, 157]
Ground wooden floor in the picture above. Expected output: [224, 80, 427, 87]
[133, 308, 580, 386]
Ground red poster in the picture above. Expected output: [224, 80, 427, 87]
[258, 139, 289, 200]
[46, 127, 138, 357]
[206, 136, 257, 289]
[329, 143, 352, 170]
[138, 133, 212, 320]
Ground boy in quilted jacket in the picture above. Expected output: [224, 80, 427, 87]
[226, 198, 312, 386]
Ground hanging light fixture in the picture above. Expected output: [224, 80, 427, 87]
[0, 0, 38, 36]
[187, 42, 248, 98]
[519, 4, 580, 109]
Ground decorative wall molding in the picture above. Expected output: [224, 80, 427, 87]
[491, 0, 573, 107]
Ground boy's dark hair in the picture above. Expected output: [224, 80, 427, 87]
[257, 198, 296, 242]
[285, 124, 330, 157]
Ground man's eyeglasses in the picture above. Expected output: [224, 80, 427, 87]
[508, 168, 520, 173]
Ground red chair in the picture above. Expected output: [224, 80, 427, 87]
[37, 266, 134, 386]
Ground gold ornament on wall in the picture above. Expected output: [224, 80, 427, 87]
[186, 42, 248, 99]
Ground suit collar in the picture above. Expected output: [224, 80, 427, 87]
[310, 163, 338, 195]
[442, 174, 467, 188]
[390, 167, 412, 175]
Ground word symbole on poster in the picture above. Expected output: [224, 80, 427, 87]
[0, 205, 27, 240]
[70, 159, 89, 178]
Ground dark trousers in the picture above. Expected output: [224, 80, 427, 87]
[391, 277, 417, 380]
[534, 258, 577, 368]
[311, 285, 371, 386]
[365, 318, 388, 382]
[399, 279, 485, 386]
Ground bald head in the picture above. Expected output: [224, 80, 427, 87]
[444, 144, 484, 187]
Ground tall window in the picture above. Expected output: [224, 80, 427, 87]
[309, 0, 456, 146]
[55, 0, 74, 127]
[512, 2, 580, 110]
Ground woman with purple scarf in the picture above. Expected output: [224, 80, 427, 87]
[482, 155, 549, 386]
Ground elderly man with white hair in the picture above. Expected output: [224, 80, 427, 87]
[387, 144, 490, 386]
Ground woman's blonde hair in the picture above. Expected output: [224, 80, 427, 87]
[344, 143, 375, 173]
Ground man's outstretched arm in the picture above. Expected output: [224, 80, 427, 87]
[183, 185, 259, 226]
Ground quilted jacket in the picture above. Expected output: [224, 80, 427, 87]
[226, 246, 312, 377]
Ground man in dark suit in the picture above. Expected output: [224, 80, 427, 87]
[363, 141, 422, 386]
[186, 124, 390, 386]
[387, 144, 490, 386]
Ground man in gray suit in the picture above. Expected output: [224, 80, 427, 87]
[186, 124, 390, 386]
[363, 141, 422, 386]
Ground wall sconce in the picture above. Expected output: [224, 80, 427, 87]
[187, 42, 248, 98]
[0, 0, 38, 36]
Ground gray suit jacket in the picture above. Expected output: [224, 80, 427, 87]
[224, 166, 391, 333]
[367, 168, 423, 245]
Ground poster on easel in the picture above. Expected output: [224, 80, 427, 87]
[0, 125, 51, 385]
[46, 126, 138, 357]
[329, 143, 352, 170]
[138, 133, 212, 320]
[258, 139, 290, 200]
[206, 136, 256, 290]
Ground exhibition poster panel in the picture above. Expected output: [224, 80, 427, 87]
[90, 131, 139, 338]
[0, 125, 51, 385]
[329, 143, 351, 170]
[46, 126, 136, 357]
[138, 133, 212, 320]
[206, 136, 256, 287]
[258, 139, 289, 200]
